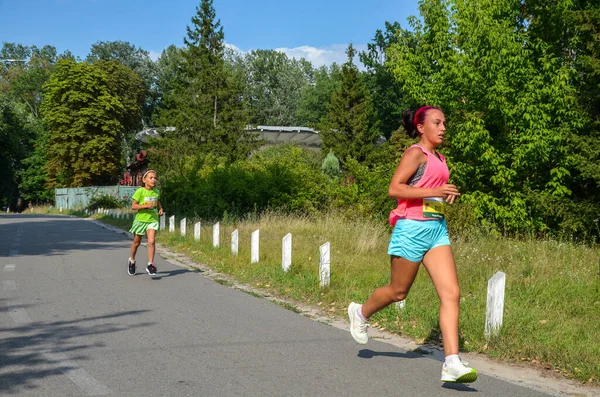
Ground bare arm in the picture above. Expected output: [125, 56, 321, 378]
[388, 148, 460, 202]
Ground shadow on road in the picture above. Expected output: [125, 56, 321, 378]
[151, 268, 203, 280]
[0, 306, 153, 394]
[358, 348, 422, 360]
[0, 214, 129, 257]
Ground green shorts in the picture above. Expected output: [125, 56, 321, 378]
[130, 220, 159, 236]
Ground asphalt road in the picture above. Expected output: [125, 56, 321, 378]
[0, 214, 556, 396]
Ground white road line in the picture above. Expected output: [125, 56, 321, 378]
[42, 351, 112, 396]
[7, 303, 32, 324]
[4, 264, 15, 271]
[3, 280, 16, 291]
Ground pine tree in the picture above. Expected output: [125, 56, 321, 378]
[156, 0, 258, 162]
[321, 44, 380, 164]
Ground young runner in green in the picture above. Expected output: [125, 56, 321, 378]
[128, 170, 164, 276]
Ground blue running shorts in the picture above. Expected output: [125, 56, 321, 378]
[387, 219, 450, 263]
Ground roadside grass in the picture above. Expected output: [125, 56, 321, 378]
[60, 209, 600, 384]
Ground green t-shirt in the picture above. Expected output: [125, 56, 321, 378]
[132, 187, 160, 223]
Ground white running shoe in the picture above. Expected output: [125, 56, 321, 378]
[347, 302, 369, 344]
[441, 359, 478, 383]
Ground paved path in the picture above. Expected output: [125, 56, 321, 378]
[0, 214, 568, 396]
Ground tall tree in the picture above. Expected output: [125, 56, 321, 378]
[387, 0, 580, 233]
[321, 44, 381, 164]
[86, 40, 158, 127]
[523, 0, 600, 205]
[296, 63, 342, 128]
[360, 22, 406, 139]
[0, 94, 32, 209]
[0, 43, 68, 204]
[42, 60, 144, 187]
[156, 0, 258, 162]
[242, 50, 312, 126]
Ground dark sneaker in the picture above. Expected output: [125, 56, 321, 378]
[146, 263, 157, 276]
[128, 259, 136, 276]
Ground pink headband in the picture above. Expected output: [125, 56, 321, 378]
[413, 107, 428, 126]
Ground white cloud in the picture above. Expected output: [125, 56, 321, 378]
[149, 43, 369, 69]
[148, 50, 161, 62]
[224, 42, 243, 54]
[274, 44, 368, 68]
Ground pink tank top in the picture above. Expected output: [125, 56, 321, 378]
[389, 144, 450, 225]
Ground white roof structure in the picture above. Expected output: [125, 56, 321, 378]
[136, 125, 322, 148]
[249, 126, 321, 148]
[135, 127, 175, 143]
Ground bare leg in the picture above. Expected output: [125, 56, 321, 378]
[361, 256, 421, 318]
[422, 245, 460, 357]
[146, 229, 156, 264]
[129, 234, 142, 261]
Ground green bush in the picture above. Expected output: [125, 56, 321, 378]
[87, 194, 125, 211]
[159, 144, 335, 220]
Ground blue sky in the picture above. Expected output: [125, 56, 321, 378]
[0, 0, 420, 66]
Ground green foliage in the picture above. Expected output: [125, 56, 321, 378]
[86, 193, 125, 211]
[0, 43, 63, 204]
[387, 0, 582, 235]
[295, 64, 342, 128]
[242, 50, 313, 126]
[321, 150, 340, 179]
[86, 41, 155, 160]
[321, 45, 381, 164]
[156, 0, 259, 163]
[41, 59, 144, 187]
[18, 126, 53, 202]
[360, 22, 406, 139]
[154, 144, 333, 220]
[0, 94, 33, 207]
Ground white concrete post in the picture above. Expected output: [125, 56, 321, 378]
[251, 229, 260, 263]
[159, 214, 165, 230]
[231, 229, 239, 255]
[319, 242, 330, 288]
[169, 215, 175, 233]
[180, 218, 187, 237]
[485, 271, 506, 339]
[282, 233, 292, 272]
[213, 222, 220, 247]
[194, 222, 201, 242]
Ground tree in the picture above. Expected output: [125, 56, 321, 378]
[296, 63, 342, 128]
[242, 50, 312, 126]
[387, 0, 580, 233]
[321, 44, 381, 164]
[0, 94, 32, 208]
[156, 0, 258, 162]
[360, 22, 406, 139]
[95, 60, 146, 164]
[523, 0, 600, 206]
[0, 43, 66, 204]
[86, 40, 158, 126]
[42, 60, 144, 187]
